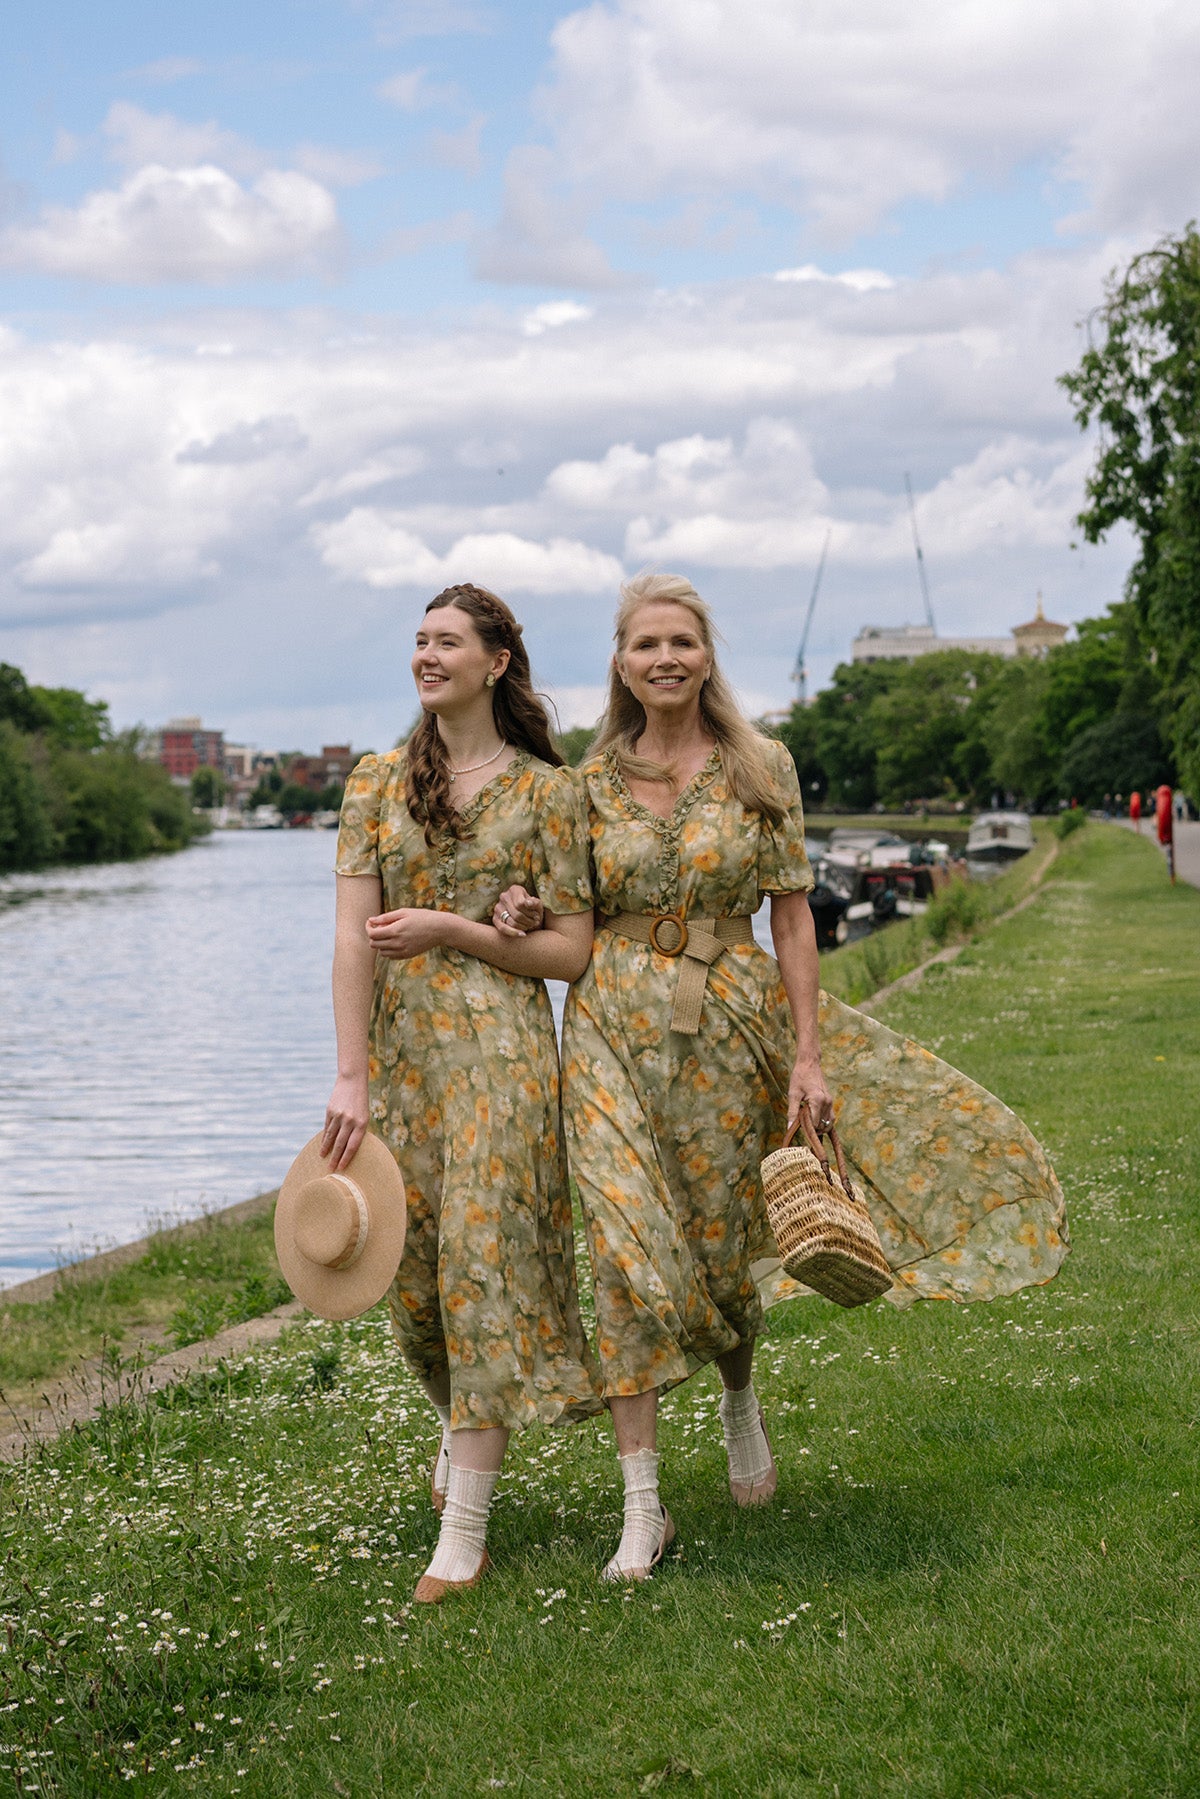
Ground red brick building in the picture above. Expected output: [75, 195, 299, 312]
[160, 717, 225, 781]
[284, 745, 357, 792]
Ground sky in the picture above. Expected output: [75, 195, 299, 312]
[2, 0, 1198, 753]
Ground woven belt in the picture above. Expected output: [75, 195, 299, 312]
[598, 911, 755, 1034]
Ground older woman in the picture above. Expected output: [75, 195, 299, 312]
[497, 571, 832, 1580]
[324, 582, 601, 1602]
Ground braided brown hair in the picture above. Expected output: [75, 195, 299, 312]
[406, 583, 563, 845]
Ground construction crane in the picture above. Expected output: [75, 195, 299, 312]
[904, 471, 936, 632]
[791, 528, 831, 703]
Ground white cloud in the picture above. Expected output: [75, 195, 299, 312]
[0, 163, 340, 283]
[103, 101, 263, 177]
[299, 446, 427, 506]
[524, 0, 1200, 244]
[293, 143, 384, 187]
[774, 265, 894, 293]
[523, 300, 593, 336]
[377, 66, 460, 110]
[365, 1, 493, 44]
[0, 241, 1134, 724]
[313, 510, 624, 593]
[17, 520, 218, 590]
[177, 415, 309, 465]
[427, 114, 486, 177]
[474, 145, 627, 287]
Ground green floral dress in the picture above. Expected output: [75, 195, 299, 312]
[563, 742, 1068, 1399]
[562, 741, 815, 1395]
[336, 749, 602, 1431]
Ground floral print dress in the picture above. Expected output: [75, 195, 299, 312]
[563, 741, 1068, 1400]
[562, 741, 815, 1395]
[336, 749, 602, 1431]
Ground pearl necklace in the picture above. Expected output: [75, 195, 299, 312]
[448, 741, 507, 777]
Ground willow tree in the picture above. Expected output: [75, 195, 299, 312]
[1060, 224, 1200, 797]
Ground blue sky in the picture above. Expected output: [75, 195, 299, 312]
[1, 0, 1196, 749]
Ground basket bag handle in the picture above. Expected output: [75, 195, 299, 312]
[784, 1100, 855, 1200]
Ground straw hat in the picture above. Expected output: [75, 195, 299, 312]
[275, 1131, 406, 1320]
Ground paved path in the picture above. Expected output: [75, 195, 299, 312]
[1115, 817, 1200, 890]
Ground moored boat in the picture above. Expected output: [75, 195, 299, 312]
[966, 810, 1033, 862]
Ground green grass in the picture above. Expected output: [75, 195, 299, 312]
[3, 822, 1199, 1796]
[0, 1206, 289, 1404]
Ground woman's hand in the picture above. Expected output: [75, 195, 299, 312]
[788, 1053, 834, 1138]
[321, 1072, 370, 1171]
[492, 885, 544, 938]
[366, 907, 450, 959]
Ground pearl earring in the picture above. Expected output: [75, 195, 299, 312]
[485, 673, 496, 688]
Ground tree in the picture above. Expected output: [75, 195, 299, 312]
[809, 661, 898, 809]
[190, 765, 227, 808]
[1060, 224, 1200, 797]
[773, 704, 827, 804]
[0, 721, 55, 869]
[982, 656, 1057, 805]
[1058, 714, 1172, 807]
[557, 725, 596, 767]
[868, 650, 1004, 806]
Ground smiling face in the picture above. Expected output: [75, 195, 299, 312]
[617, 600, 712, 720]
[411, 604, 510, 716]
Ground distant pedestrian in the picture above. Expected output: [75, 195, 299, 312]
[323, 583, 601, 1603]
[1130, 790, 1142, 831]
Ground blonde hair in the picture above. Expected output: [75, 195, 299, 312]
[590, 571, 787, 825]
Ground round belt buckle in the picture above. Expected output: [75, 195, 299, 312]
[649, 914, 688, 956]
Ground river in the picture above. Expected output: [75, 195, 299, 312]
[0, 830, 343, 1289]
[0, 829, 785, 1291]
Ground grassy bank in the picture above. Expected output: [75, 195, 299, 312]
[0, 1206, 288, 1407]
[3, 822, 1198, 1796]
[819, 819, 1058, 1008]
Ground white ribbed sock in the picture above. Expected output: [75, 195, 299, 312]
[423, 1464, 497, 1584]
[602, 1449, 665, 1581]
[720, 1383, 772, 1488]
[432, 1403, 452, 1503]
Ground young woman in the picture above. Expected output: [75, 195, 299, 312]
[497, 570, 831, 1579]
[322, 582, 601, 1602]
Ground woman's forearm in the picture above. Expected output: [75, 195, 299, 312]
[442, 912, 592, 983]
[332, 880, 382, 1078]
[769, 890, 822, 1062]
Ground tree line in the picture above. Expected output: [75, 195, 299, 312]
[0, 663, 205, 874]
[773, 601, 1173, 812]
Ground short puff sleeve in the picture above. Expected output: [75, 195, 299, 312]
[335, 753, 383, 877]
[528, 765, 594, 915]
[757, 741, 814, 897]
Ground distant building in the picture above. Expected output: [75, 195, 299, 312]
[159, 717, 225, 781]
[851, 597, 1069, 665]
[222, 743, 255, 781]
[284, 745, 358, 792]
[1010, 598, 1070, 657]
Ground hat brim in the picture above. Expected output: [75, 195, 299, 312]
[275, 1130, 406, 1321]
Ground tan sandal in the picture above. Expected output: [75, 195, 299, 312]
[729, 1408, 778, 1508]
[601, 1507, 676, 1583]
[413, 1549, 490, 1604]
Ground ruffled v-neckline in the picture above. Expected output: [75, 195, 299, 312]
[604, 746, 720, 834]
[455, 750, 530, 826]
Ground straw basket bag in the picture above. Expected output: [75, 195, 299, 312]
[761, 1103, 893, 1308]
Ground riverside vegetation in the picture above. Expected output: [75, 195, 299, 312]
[3, 821, 1196, 1796]
[0, 664, 204, 875]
